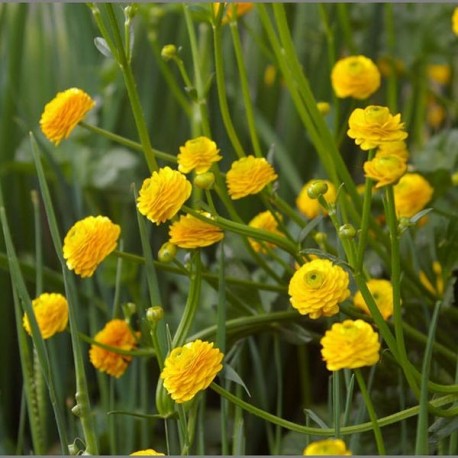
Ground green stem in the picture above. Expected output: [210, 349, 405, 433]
[172, 251, 202, 348]
[356, 150, 375, 272]
[103, 4, 158, 172]
[384, 185, 420, 396]
[30, 135, 98, 454]
[182, 3, 211, 138]
[415, 300, 442, 454]
[211, 382, 458, 437]
[354, 369, 386, 455]
[212, 20, 245, 157]
[229, 17, 262, 156]
[333, 371, 341, 438]
[79, 122, 176, 164]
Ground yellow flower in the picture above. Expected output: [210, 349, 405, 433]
[89, 319, 137, 378]
[331, 55, 381, 100]
[247, 210, 283, 253]
[213, 3, 254, 24]
[168, 212, 224, 249]
[363, 154, 407, 188]
[63, 216, 121, 278]
[130, 449, 165, 456]
[321, 319, 381, 371]
[427, 98, 446, 129]
[226, 156, 278, 200]
[177, 136, 222, 174]
[288, 259, 350, 319]
[393, 173, 434, 218]
[137, 167, 192, 225]
[419, 261, 444, 297]
[453, 7, 458, 35]
[347, 106, 408, 151]
[353, 279, 394, 320]
[23, 293, 68, 339]
[427, 64, 451, 86]
[376, 141, 409, 162]
[303, 439, 352, 456]
[161, 339, 223, 403]
[40, 88, 95, 145]
[296, 179, 336, 219]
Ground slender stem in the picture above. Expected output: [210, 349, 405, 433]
[79, 122, 177, 164]
[212, 20, 245, 157]
[172, 251, 202, 348]
[333, 371, 341, 438]
[229, 17, 262, 156]
[211, 382, 458, 437]
[182, 3, 211, 137]
[384, 185, 419, 396]
[354, 369, 386, 455]
[103, 4, 158, 171]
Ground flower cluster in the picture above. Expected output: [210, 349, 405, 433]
[40, 88, 95, 145]
[288, 259, 350, 319]
[23, 293, 69, 340]
[89, 319, 137, 378]
[177, 136, 222, 174]
[321, 319, 381, 371]
[296, 179, 336, 219]
[160, 339, 223, 403]
[226, 156, 278, 199]
[137, 167, 192, 224]
[353, 279, 394, 320]
[63, 216, 121, 278]
[331, 55, 380, 100]
[303, 439, 352, 456]
[247, 210, 283, 253]
[169, 212, 224, 249]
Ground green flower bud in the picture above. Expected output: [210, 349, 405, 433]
[146, 306, 164, 324]
[71, 404, 82, 417]
[452, 171, 458, 186]
[317, 101, 331, 115]
[155, 377, 175, 418]
[193, 171, 216, 190]
[161, 44, 177, 61]
[158, 242, 177, 263]
[307, 180, 329, 200]
[338, 224, 356, 239]
[313, 231, 327, 245]
[122, 302, 137, 319]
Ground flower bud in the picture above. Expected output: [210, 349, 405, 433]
[317, 101, 330, 115]
[193, 171, 216, 190]
[158, 242, 177, 263]
[452, 171, 458, 186]
[338, 223, 356, 239]
[71, 404, 82, 417]
[313, 231, 327, 245]
[161, 44, 177, 61]
[146, 306, 164, 324]
[398, 216, 412, 234]
[155, 377, 175, 418]
[122, 302, 137, 319]
[68, 443, 79, 455]
[306, 180, 329, 200]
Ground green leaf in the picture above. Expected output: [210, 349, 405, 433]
[220, 363, 251, 398]
[94, 36, 113, 58]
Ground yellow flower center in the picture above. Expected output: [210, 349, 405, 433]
[364, 106, 390, 125]
[304, 270, 325, 288]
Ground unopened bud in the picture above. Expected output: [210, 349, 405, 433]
[317, 101, 330, 115]
[146, 306, 164, 323]
[161, 44, 177, 61]
[158, 242, 177, 263]
[452, 171, 458, 186]
[338, 223, 356, 239]
[307, 180, 328, 200]
[122, 302, 137, 319]
[398, 216, 412, 234]
[313, 231, 327, 245]
[193, 171, 215, 190]
[71, 404, 82, 417]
